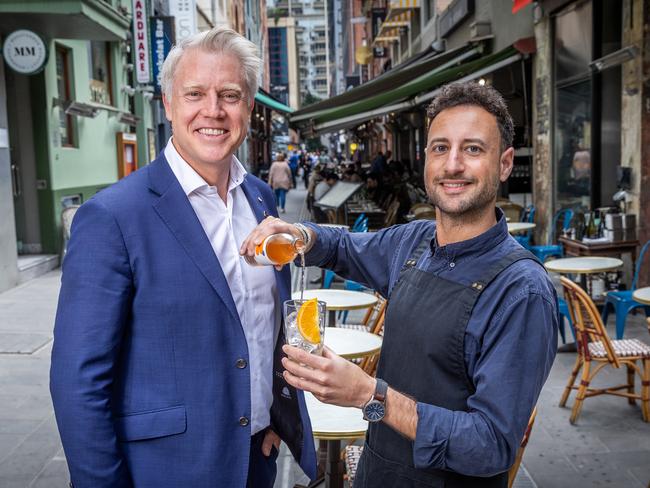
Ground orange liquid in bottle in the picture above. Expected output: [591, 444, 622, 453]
[264, 239, 300, 265]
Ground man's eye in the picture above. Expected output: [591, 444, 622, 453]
[222, 92, 242, 103]
[186, 91, 201, 98]
[431, 145, 447, 153]
[466, 145, 481, 154]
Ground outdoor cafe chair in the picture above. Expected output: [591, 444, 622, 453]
[496, 199, 524, 223]
[514, 205, 535, 249]
[344, 406, 538, 488]
[601, 239, 650, 339]
[530, 208, 574, 262]
[560, 277, 650, 423]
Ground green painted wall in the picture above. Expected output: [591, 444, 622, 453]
[36, 37, 155, 253]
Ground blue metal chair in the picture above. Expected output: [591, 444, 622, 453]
[352, 214, 368, 232]
[531, 209, 574, 263]
[601, 239, 650, 339]
[514, 205, 535, 249]
[557, 297, 575, 344]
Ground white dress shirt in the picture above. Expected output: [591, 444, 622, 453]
[165, 139, 279, 435]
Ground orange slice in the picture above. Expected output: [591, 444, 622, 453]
[297, 298, 321, 344]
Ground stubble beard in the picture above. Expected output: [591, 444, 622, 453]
[426, 174, 500, 222]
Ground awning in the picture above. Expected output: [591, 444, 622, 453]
[294, 46, 523, 135]
[0, 0, 130, 41]
[254, 91, 294, 114]
[291, 43, 481, 121]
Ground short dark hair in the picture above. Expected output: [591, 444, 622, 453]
[426, 82, 514, 153]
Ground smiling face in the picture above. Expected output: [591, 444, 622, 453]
[424, 105, 513, 219]
[162, 48, 253, 180]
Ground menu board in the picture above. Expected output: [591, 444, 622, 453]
[315, 182, 364, 209]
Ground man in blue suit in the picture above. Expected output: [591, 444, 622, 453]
[50, 26, 316, 488]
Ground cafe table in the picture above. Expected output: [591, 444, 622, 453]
[507, 222, 536, 234]
[545, 257, 623, 352]
[324, 327, 382, 360]
[633, 287, 650, 305]
[301, 393, 368, 488]
[292, 289, 378, 327]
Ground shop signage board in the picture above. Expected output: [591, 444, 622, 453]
[132, 0, 151, 83]
[150, 16, 175, 96]
[169, 0, 197, 42]
[2, 30, 48, 75]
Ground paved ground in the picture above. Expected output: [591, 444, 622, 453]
[1, 187, 649, 487]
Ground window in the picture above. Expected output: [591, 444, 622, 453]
[56, 45, 75, 147]
[89, 41, 113, 105]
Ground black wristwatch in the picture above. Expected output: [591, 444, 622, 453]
[362, 378, 388, 422]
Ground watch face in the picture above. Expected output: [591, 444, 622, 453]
[364, 400, 385, 422]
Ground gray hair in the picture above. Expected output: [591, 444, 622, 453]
[161, 26, 261, 100]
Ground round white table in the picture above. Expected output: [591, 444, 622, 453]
[305, 392, 368, 488]
[293, 289, 378, 327]
[544, 257, 624, 275]
[507, 222, 536, 234]
[324, 327, 382, 360]
[633, 287, 650, 305]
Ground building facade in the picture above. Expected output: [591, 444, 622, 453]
[0, 0, 155, 292]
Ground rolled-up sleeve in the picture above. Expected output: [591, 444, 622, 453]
[413, 289, 558, 476]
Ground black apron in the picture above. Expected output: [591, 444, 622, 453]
[355, 234, 539, 488]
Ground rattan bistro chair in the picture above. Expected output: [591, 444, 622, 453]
[560, 277, 650, 423]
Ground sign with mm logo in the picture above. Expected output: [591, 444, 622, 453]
[2, 30, 48, 75]
[150, 16, 175, 97]
[132, 0, 151, 84]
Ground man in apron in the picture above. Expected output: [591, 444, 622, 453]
[241, 82, 558, 487]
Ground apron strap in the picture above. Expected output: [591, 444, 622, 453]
[469, 247, 543, 294]
[402, 232, 434, 270]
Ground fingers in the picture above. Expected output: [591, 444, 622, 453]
[261, 429, 281, 457]
[282, 345, 328, 370]
[239, 216, 293, 257]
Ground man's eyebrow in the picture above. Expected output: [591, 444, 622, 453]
[427, 137, 449, 144]
[463, 138, 487, 146]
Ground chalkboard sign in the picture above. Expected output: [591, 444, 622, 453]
[315, 182, 364, 209]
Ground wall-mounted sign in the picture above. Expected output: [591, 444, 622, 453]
[169, 0, 197, 42]
[150, 16, 175, 96]
[2, 30, 48, 75]
[132, 0, 151, 83]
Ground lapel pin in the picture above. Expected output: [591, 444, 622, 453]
[257, 196, 263, 203]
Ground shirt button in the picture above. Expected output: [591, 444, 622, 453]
[236, 358, 247, 369]
[449, 262, 456, 268]
[239, 416, 249, 427]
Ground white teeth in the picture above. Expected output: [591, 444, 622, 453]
[198, 128, 225, 136]
[443, 183, 467, 188]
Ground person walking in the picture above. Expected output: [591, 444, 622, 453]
[268, 152, 293, 213]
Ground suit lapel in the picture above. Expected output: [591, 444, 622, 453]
[148, 157, 240, 323]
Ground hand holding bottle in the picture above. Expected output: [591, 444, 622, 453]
[240, 217, 315, 268]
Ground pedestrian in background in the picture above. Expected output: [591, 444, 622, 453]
[288, 150, 300, 188]
[268, 152, 293, 213]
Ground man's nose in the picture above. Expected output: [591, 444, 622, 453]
[203, 92, 227, 117]
[444, 147, 465, 174]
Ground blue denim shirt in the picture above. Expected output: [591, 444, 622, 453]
[303, 211, 558, 476]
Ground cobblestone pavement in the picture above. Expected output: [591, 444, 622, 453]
[1, 187, 649, 487]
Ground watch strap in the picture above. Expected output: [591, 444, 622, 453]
[374, 378, 388, 402]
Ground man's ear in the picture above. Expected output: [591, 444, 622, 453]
[499, 147, 514, 182]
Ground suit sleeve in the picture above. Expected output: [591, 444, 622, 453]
[50, 198, 134, 487]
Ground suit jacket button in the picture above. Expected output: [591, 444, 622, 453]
[236, 358, 247, 369]
[239, 416, 249, 426]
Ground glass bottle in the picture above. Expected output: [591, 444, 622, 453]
[244, 233, 305, 266]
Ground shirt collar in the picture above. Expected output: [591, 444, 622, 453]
[164, 137, 247, 197]
[430, 207, 509, 262]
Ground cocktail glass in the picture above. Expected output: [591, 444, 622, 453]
[283, 299, 326, 355]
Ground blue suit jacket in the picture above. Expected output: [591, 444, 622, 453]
[50, 154, 317, 487]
